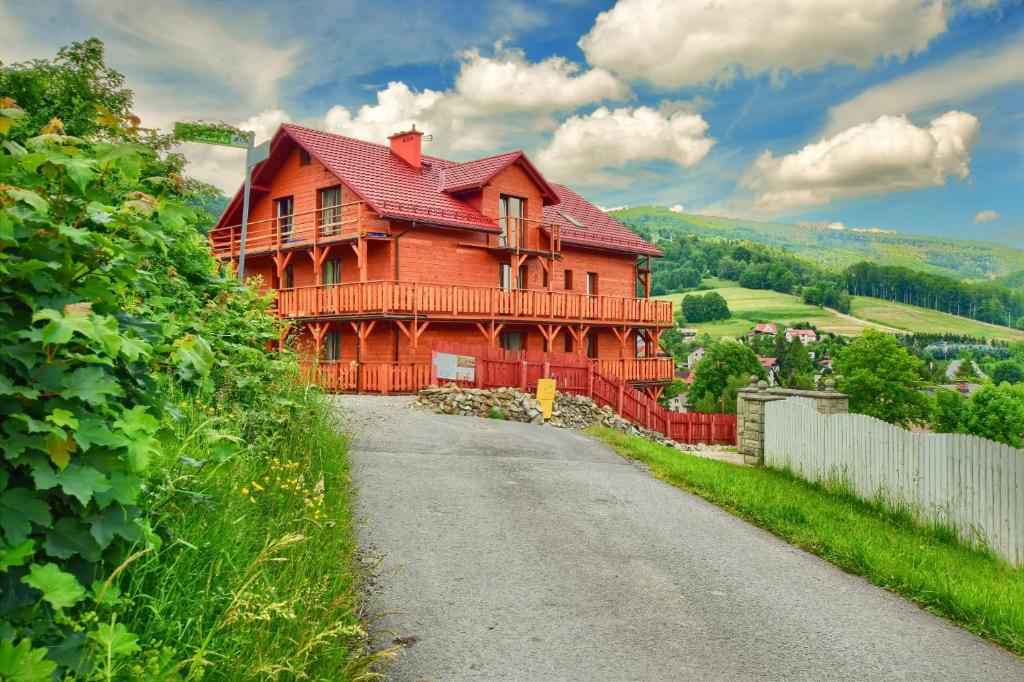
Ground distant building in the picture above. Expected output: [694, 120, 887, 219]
[758, 356, 780, 385]
[785, 328, 817, 344]
[687, 347, 706, 368]
[677, 327, 699, 337]
[923, 381, 983, 398]
[748, 323, 777, 336]
[667, 393, 689, 413]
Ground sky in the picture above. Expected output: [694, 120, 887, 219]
[2, 0, 1022, 246]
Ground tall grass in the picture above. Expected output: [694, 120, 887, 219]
[114, 381, 394, 680]
[593, 427, 1024, 655]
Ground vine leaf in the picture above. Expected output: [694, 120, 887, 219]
[22, 562, 86, 609]
[0, 638, 57, 682]
[60, 367, 124, 406]
[0, 488, 51, 545]
[42, 517, 102, 562]
[89, 622, 140, 658]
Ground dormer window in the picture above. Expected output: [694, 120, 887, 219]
[299, 149, 312, 166]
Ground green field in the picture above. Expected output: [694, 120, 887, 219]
[615, 206, 1024, 281]
[658, 279, 1024, 340]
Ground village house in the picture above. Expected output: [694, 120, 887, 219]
[748, 322, 777, 337]
[687, 347, 706, 369]
[211, 124, 674, 393]
[785, 328, 817, 344]
[758, 356, 780, 385]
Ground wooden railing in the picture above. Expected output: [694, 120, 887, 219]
[210, 201, 381, 258]
[300, 361, 430, 394]
[597, 357, 674, 382]
[278, 281, 673, 326]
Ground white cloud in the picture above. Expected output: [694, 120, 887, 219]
[744, 111, 980, 212]
[579, 0, 947, 89]
[452, 47, 628, 115]
[826, 38, 1024, 134]
[974, 209, 1000, 223]
[321, 46, 630, 156]
[537, 106, 714, 184]
[669, 204, 685, 213]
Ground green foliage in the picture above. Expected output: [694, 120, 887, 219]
[833, 330, 930, 427]
[595, 428, 1024, 656]
[689, 342, 766, 413]
[487, 407, 509, 420]
[992, 360, 1024, 385]
[961, 384, 1024, 448]
[930, 388, 968, 434]
[0, 39, 133, 143]
[681, 291, 730, 323]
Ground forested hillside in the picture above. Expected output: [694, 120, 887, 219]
[615, 206, 1024, 281]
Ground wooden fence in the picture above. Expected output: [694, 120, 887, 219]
[432, 342, 735, 445]
[764, 399, 1024, 566]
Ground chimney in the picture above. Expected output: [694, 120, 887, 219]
[388, 125, 423, 168]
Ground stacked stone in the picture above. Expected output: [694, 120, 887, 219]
[414, 384, 692, 451]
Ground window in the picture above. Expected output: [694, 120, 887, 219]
[283, 264, 294, 289]
[563, 269, 573, 290]
[563, 333, 573, 353]
[322, 259, 341, 286]
[323, 329, 341, 361]
[585, 332, 597, 359]
[275, 196, 294, 240]
[500, 332, 525, 351]
[499, 194, 525, 248]
[586, 272, 598, 296]
[541, 269, 548, 288]
[499, 263, 512, 290]
[299, 149, 312, 166]
[557, 210, 586, 228]
[518, 264, 527, 289]
[319, 186, 342, 236]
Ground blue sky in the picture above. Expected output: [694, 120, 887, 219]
[2, 0, 1021, 246]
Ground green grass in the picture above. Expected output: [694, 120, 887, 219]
[850, 296, 1024, 341]
[615, 206, 1024, 281]
[592, 428, 1024, 655]
[657, 279, 1024, 341]
[116, 383, 393, 680]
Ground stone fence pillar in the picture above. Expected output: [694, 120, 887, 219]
[736, 377, 849, 466]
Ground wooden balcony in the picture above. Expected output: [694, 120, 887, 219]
[209, 202, 383, 259]
[277, 281, 674, 327]
[596, 357, 675, 383]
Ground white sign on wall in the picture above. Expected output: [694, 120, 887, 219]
[433, 352, 476, 381]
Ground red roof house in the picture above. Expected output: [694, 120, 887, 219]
[212, 124, 673, 392]
[785, 328, 818, 344]
[749, 323, 777, 336]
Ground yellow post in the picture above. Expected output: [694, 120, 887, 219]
[536, 378, 557, 420]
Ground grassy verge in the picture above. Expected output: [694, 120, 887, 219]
[115, 382, 393, 680]
[592, 427, 1024, 655]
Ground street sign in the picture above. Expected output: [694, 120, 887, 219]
[174, 121, 251, 148]
[536, 378, 556, 420]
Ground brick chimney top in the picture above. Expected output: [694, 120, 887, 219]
[388, 125, 424, 168]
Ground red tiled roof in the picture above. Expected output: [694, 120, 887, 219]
[218, 123, 660, 255]
[543, 184, 661, 256]
[282, 124, 498, 232]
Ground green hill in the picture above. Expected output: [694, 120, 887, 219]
[659, 279, 1024, 342]
[614, 206, 1024, 281]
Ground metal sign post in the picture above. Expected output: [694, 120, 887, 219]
[174, 122, 269, 280]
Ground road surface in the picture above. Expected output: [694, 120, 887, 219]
[335, 394, 1023, 681]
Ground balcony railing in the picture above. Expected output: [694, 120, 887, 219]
[299, 357, 673, 392]
[210, 202, 381, 258]
[278, 281, 673, 326]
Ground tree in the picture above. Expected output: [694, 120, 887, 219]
[690, 342, 766, 413]
[779, 336, 812, 387]
[833, 329, 930, 426]
[930, 388, 967, 434]
[0, 39, 134, 143]
[680, 291, 730, 323]
[991, 360, 1024, 385]
[962, 383, 1024, 448]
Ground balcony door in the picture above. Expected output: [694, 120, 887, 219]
[275, 196, 294, 241]
[323, 259, 341, 286]
[499, 195, 525, 248]
[319, 186, 342, 236]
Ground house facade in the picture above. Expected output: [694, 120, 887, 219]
[211, 124, 674, 393]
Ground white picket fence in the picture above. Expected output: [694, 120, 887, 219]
[764, 399, 1024, 566]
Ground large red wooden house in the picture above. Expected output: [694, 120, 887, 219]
[211, 124, 674, 394]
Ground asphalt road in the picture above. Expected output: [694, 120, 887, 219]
[335, 395, 1024, 681]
